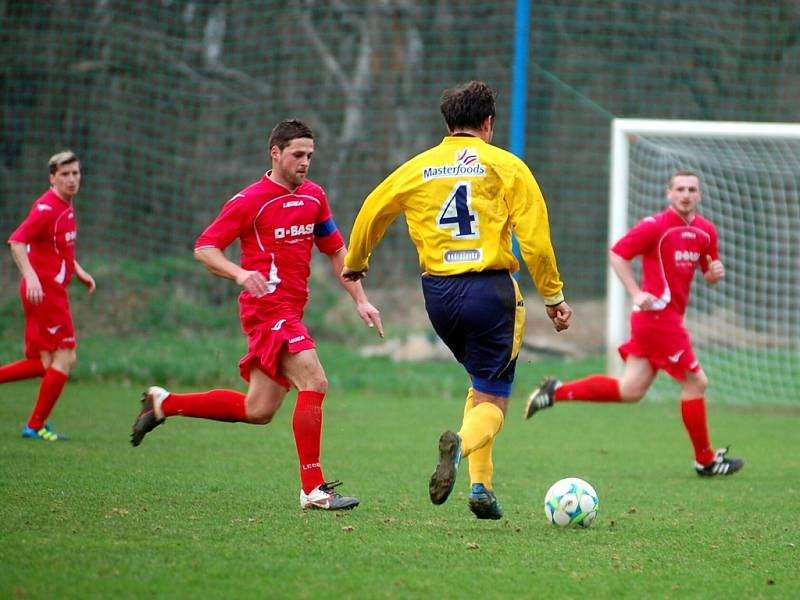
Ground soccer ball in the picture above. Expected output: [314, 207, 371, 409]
[544, 477, 599, 528]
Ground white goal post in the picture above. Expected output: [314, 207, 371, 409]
[606, 118, 800, 404]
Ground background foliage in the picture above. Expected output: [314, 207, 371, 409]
[2, 1, 799, 319]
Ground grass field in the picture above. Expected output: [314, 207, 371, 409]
[1, 339, 798, 599]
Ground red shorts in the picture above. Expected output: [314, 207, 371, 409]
[618, 311, 699, 381]
[238, 309, 316, 389]
[21, 281, 76, 359]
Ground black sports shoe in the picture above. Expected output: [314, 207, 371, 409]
[300, 481, 360, 510]
[429, 430, 462, 505]
[468, 483, 503, 520]
[695, 447, 745, 477]
[131, 386, 167, 447]
[524, 377, 559, 419]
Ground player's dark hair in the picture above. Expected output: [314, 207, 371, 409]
[48, 150, 79, 175]
[269, 119, 314, 151]
[669, 170, 701, 189]
[440, 81, 496, 131]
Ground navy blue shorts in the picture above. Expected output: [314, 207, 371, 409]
[421, 270, 526, 397]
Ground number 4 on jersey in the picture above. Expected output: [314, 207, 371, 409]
[438, 181, 479, 239]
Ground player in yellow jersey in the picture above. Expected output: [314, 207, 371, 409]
[343, 80, 572, 519]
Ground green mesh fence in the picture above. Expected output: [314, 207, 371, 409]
[2, 1, 799, 339]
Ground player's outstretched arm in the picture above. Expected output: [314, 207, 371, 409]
[74, 260, 96, 294]
[329, 248, 383, 337]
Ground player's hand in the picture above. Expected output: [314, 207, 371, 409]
[704, 255, 725, 284]
[356, 300, 384, 338]
[78, 271, 96, 294]
[546, 301, 572, 332]
[633, 290, 657, 310]
[24, 274, 44, 305]
[342, 265, 367, 282]
[236, 269, 270, 297]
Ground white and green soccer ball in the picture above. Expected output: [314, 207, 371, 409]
[544, 477, 599, 528]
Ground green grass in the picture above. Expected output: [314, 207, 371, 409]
[0, 341, 798, 599]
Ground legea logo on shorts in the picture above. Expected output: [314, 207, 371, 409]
[289, 335, 306, 344]
[423, 149, 486, 180]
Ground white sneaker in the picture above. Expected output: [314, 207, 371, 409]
[300, 481, 359, 510]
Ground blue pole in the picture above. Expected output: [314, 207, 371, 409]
[510, 0, 530, 272]
[510, 0, 530, 159]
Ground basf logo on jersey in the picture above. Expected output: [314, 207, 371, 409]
[422, 148, 486, 180]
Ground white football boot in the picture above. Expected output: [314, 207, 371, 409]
[300, 481, 360, 510]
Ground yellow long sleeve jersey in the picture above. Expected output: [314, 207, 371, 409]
[345, 136, 565, 305]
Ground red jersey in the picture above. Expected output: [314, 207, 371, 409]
[8, 189, 76, 289]
[611, 207, 718, 323]
[195, 173, 345, 315]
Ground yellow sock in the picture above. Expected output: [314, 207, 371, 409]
[458, 401, 504, 458]
[462, 388, 475, 418]
[469, 436, 495, 489]
[462, 389, 495, 488]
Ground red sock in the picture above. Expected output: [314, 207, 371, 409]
[681, 397, 715, 465]
[27, 368, 68, 430]
[162, 389, 246, 421]
[554, 375, 622, 402]
[0, 358, 45, 383]
[293, 390, 326, 493]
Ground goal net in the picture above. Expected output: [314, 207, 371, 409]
[607, 119, 800, 405]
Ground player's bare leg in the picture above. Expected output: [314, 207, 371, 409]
[244, 368, 288, 424]
[617, 356, 657, 403]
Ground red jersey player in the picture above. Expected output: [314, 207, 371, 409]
[525, 171, 744, 477]
[130, 119, 383, 510]
[2, 151, 96, 441]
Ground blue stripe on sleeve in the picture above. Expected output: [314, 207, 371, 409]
[314, 217, 338, 237]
